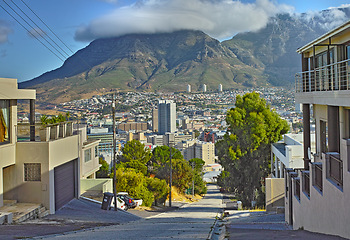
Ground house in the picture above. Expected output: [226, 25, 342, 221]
[288, 20, 350, 238]
[0, 78, 100, 217]
[266, 133, 315, 212]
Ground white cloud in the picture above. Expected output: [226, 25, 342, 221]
[27, 28, 47, 39]
[299, 7, 348, 31]
[75, 0, 294, 41]
[0, 20, 13, 44]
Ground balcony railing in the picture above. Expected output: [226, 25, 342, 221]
[314, 164, 323, 192]
[329, 154, 343, 186]
[16, 122, 74, 142]
[296, 59, 350, 93]
[303, 171, 310, 197]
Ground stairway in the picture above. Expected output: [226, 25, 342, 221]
[0, 200, 49, 224]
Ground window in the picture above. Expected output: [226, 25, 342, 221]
[24, 163, 41, 181]
[84, 149, 92, 162]
[0, 100, 10, 144]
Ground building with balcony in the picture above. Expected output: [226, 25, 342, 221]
[289, 20, 350, 239]
[0, 78, 100, 216]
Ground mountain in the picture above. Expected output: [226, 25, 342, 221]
[223, 7, 350, 86]
[21, 30, 268, 104]
[20, 7, 350, 104]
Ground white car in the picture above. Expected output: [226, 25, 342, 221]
[111, 196, 126, 210]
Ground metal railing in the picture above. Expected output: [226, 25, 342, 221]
[314, 164, 323, 192]
[296, 59, 350, 93]
[329, 154, 343, 186]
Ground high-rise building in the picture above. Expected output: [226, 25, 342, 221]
[158, 100, 176, 135]
[218, 84, 223, 92]
[202, 84, 207, 92]
[187, 84, 191, 93]
[152, 108, 158, 132]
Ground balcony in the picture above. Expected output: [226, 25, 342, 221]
[16, 122, 74, 142]
[302, 171, 310, 197]
[296, 59, 350, 93]
[328, 154, 343, 187]
[313, 163, 323, 192]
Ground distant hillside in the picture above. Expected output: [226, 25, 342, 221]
[20, 7, 350, 104]
[21, 30, 268, 104]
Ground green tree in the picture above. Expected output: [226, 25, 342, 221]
[114, 168, 154, 207]
[216, 92, 289, 207]
[96, 157, 110, 178]
[118, 140, 152, 175]
[189, 158, 207, 195]
[145, 177, 169, 205]
[151, 146, 192, 192]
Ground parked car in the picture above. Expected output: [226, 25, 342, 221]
[117, 192, 137, 210]
[110, 196, 127, 210]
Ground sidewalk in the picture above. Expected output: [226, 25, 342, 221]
[218, 211, 346, 240]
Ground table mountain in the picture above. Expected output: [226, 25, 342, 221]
[21, 30, 267, 103]
[20, 7, 350, 103]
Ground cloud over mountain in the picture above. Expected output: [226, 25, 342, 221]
[0, 20, 12, 44]
[75, 0, 294, 41]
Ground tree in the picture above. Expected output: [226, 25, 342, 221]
[216, 92, 289, 207]
[96, 157, 109, 178]
[114, 168, 154, 207]
[189, 158, 207, 195]
[151, 146, 192, 192]
[118, 140, 152, 175]
[145, 177, 169, 205]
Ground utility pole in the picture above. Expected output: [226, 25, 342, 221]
[191, 162, 195, 197]
[169, 141, 172, 207]
[112, 94, 117, 211]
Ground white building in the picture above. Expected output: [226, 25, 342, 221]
[202, 84, 207, 93]
[218, 84, 223, 92]
[187, 84, 191, 93]
[286, 20, 350, 239]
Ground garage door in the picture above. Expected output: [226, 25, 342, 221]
[54, 160, 76, 210]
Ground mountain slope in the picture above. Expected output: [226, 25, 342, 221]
[21, 30, 268, 103]
[223, 8, 350, 86]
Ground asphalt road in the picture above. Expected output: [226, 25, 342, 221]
[33, 184, 223, 240]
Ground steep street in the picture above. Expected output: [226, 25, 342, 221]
[35, 184, 223, 240]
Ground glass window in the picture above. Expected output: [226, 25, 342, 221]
[24, 163, 41, 181]
[84, 149, 92, 162]
[0, 100, 10, 143]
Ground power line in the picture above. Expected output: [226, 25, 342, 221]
[2, 0, 67, 59]
[19, 0, 75, 55]
[0, 3, 65, 61]
[18, 0, 93, 70]
[9, 0, 70, 57]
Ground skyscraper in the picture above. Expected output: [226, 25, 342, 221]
[158, 100, 176, 135]
[152, 108, 158, 132]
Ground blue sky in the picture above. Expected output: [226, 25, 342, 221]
[0, 0, 349, 83]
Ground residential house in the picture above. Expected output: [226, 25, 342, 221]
[0, 78, 100, 215]
[289, 20, 350, 238]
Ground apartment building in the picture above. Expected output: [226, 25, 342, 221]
[289, 20, 350, 238]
